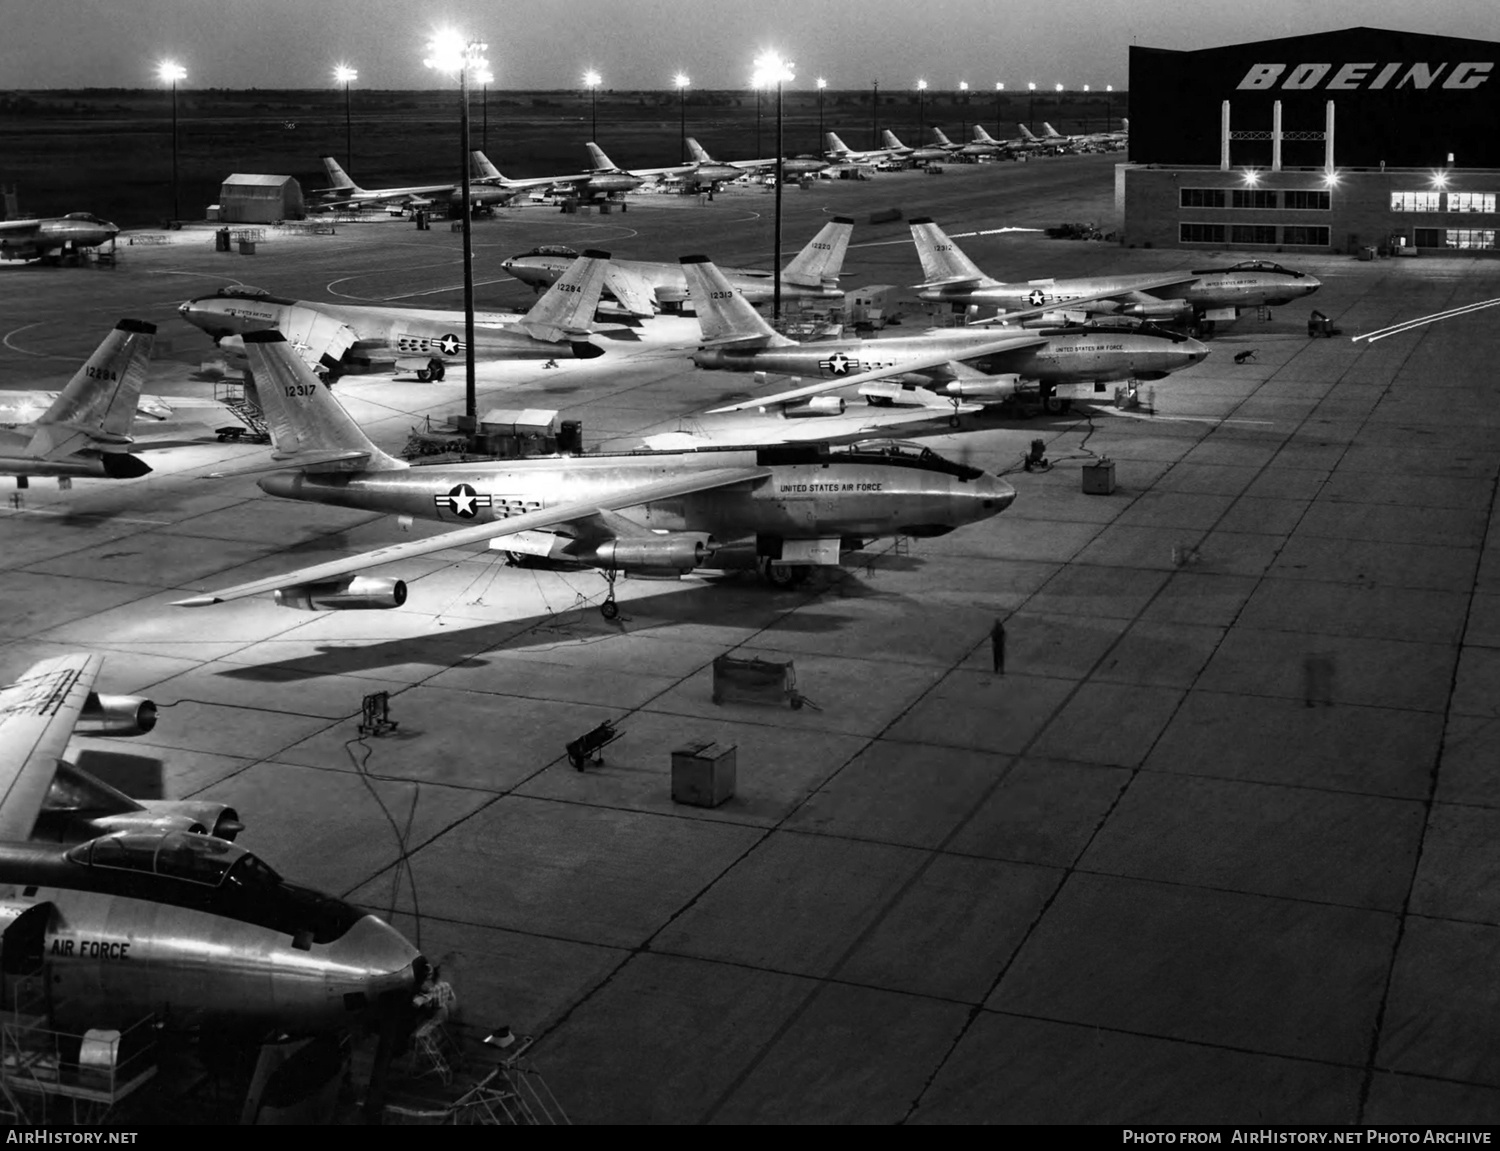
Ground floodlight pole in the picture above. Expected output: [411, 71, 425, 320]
[169, 78, 179, 223]
[755, 87, 762, 158]
[591, 85, 597, 142]
[460, 60, 476, 421]
[773, 77, 784, 326]
[344, 81, 353, 171]
[483, 81, 489, 152]
[817, 84, 824, 152]
[871, 80, 878, 149]
[679, 84, 687, 163]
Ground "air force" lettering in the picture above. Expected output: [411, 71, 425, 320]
[1237, 62, 1493, 91]
[51, 938, 131, 960]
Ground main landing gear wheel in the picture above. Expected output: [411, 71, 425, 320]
[1041, 390, 1066, 415]
[759, 559, 812, 588]
[600, 568, 621, 620]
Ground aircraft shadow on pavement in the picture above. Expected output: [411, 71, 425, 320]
[72, 749, 167, 799]
[208, 565, 899, 682]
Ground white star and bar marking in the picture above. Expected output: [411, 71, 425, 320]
[435, 483, 493, 519]
[819, 352, 859, 375]
[437, 333, 462, 356]
[1027, 288, 1048, 306]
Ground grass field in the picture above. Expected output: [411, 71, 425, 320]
[0, 87, 1127, 228]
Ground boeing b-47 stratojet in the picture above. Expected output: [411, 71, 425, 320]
[0, 652, 426, 1041]
[0, 211, 118, 262]
[179, 250, 612, 379]
[315, 156, 522, 213]
[910, 218, 1321, 325]
[502, 218, 853, 314]
[172, 330, 1013, 616]
[0, 319, 158, 484]
[680, 257, 1208, 418]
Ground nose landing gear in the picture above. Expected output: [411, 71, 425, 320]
[600, 568, 620, 620]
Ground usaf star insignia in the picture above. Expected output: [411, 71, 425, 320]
[1027, 289, 1047, 306]
[820, 352, 858, 375]
[435, 483, 492, 519]
[437, 333, 462, 356]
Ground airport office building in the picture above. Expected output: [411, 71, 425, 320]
[1120, 28, 1500, 254]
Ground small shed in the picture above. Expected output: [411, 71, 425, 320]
[218, 174, 304, 223]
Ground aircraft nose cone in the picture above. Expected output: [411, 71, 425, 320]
[1182, 338, 1211, 364]
[1303, 276, 1322, 295]
[976, 473, 1017, 517]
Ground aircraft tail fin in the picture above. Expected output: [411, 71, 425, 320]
[1043, 122, 1064, 139]
[470, 150, 504, 181]
[780, 217, 853, 288]
[1018, 124, 1039, 140]
[825, 131, 851, 155]
[930, 128, 955, 148]
[517, 249, 610, 341]
[241, 331, 406, 473]
[1, 185, 17, 222]
[26, 320, 156, 460]
[1122, 118, 1130, 132]
[686, 137, 713, 164]
[320, 156, 360, 192]
[882, 130, 906, 150]
[972, 125, 997, 143]
[586, 142, 619, 172]
[908, 218, 993, 288]
[679, 257, 796, 348]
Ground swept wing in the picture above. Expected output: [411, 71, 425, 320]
[0, 653, 99, 842]
[708, 334, 1051, 412]
[174, 465, 770, 606]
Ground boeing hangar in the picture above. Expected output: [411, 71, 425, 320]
[1122, 27, 1500, 255]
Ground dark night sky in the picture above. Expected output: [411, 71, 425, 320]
[3, 0, 1496, 91]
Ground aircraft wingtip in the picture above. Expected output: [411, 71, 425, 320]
[172, 595, 223, 608]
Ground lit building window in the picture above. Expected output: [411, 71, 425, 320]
[1447, 192, 1497, 214]
[1391, 191, 1441, 212]
[1446, 228, 1497, 249]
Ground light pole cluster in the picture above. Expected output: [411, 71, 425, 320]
[958, 80, 968, 141]
[423, 29, 489, 421]
[916, 79, 927, 139]
[156, 60, 186, 222]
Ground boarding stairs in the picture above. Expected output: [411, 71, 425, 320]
[214, 379, 270, 443]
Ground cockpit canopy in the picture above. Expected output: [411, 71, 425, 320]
[839, 439, 985, 480]
[68, 830, 280, 889]
[510, 245, 579, 260]
[62, 213, 111, 225]
[1193, 260, 1305, 278]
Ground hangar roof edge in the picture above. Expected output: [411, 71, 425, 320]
[1134, 26, 1500, 58]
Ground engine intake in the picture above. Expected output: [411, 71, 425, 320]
[274, 576, 408, 611]
[77, 693, 157, 736]
[585, 534, 717, 573]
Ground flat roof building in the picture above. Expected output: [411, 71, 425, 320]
[1120, 27, 1500, 255]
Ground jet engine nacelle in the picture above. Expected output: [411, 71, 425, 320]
[783, 396, 846, 417]
[587, 534, 718, 573]
[938, 373, 1024, 400]
[1122, 300, 1193, 320]
[274, 576, 408, 611]
[77, 694, 157, 737]
[34, 761, 244, 844]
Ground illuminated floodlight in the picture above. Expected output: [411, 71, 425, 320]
[754, 50, 794, 86]
[1323, 169, 1340, 188]
[424, 28, 487, 75]
[817, 77, 827, 90]
[959, 81, 969, 92]
[333, 64, 357, 85]
[675, 72, 690, 89]
[1028, 82, 1036, 92]
[996, 82, 1004, 91]
[1106, 84, 1114, 93]
[1243, 168, 1260, 186]
[583, 69, 602, 89]
[1055, 83, 1064, 92]
[1083, 84, 1090, 93]
[157, 60, 187, 84]
[1432, 169, 1450, 189]
[474, 66, 493, 86]
[916, 79, 928, 91]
